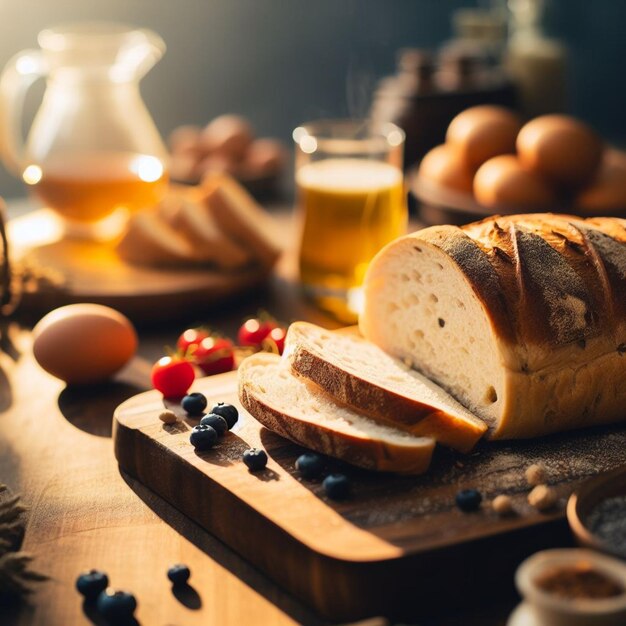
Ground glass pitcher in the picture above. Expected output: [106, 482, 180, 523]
[0, 22, 169, 225]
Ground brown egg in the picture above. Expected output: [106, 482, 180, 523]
[418, 144, 475, 193]
[517, 115, 603, 187]
[446, 105, 522, 168]
[474, 155, 558, 212]
[32, 304, 138, 384]
[574, 157, 626, 215]
[201, 114, 254, 160]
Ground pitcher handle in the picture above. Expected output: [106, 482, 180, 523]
[0, 49, 47, 175]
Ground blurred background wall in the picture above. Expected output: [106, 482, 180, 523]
[0, 0, 625, 198]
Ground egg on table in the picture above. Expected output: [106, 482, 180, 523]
[474, 154, 557, 212]
[32, 304, 138, 385]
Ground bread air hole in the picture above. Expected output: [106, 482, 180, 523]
[412, 270, 422, 283]
[400, 273, 411, 282]
[413, 245, 422, 253]
[429, 294, 438, 303]
[413, 329, 424, 340]
[408, 294, 420, 305]
[438, 318, 446, 328]
[485, 386, 498, 404]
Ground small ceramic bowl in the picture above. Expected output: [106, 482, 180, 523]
[515, 548, 626, 626]
[567, 465, 626, 559]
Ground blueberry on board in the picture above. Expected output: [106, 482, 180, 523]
[200, 413, 228, 436]
[96, 588, 137, 621]
[323, 474, 350, 500]
[167, 563, 191, 586]
[243, 448, 268, 471]
[455, 488, 483, 512]
[181, 392, 208, 416]
[210, 402, 239, 428]
[75, 569, 109, 600]
[189, 424, 218, 450]
[295, 453, 325, 479]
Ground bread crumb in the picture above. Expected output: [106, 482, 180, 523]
[159, 410, 178, 424]
[528, 484, 557, 511]
[492, 494, 514, 515]
[525, 463, 547, 486]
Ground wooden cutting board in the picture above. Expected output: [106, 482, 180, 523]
[8, 209, 271, 322]
[113, 371, 626, 622]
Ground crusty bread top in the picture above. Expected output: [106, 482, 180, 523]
[285, 321, 486, 452]
[413, 214, 626, 360]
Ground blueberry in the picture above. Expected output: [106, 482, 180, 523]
[189, 424, 218, 450]
[96, 588, 137, 621]
[181, 392, 207, 416]
[200, 413, 228, 436]
[167, 563, 191, 586]
[243, 448, 267, 471]
[295, 453, 325, 479]
[210, 402, 239, 428]
[455, 488, 483, 512]
[76, 569, 109, 600]
[323, 474, 350, 500]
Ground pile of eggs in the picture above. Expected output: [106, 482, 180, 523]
[168, 114, 287, 184]
[417, 105, 626, 215]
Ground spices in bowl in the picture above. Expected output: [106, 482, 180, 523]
[586, 496, 626, 559]
[567, 466, 626, 560]
[514, 548, 626, 626]
[534, 562, 623, 600]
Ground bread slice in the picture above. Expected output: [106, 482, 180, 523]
[159, 193, 252, 270]
[238, 352, 435, 474]
[115, 211, 206, 266]
[284, 322, 487, 453]
[201, 174, 283, 268]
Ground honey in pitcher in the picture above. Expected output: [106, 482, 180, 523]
[23, 152, 168, 223]
[296, 158, 406, 321]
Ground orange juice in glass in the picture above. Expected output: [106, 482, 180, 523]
[293, 120, 406, 322]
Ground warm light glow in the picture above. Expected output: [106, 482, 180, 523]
[129, 155, 164, 182]
[387, 129, 404, 147]
[16, 55, 38, 75]
[22, 164, 42, 185]
[243, 319, 261, 333]
[292, 126, 307, 143]
[299, 136, 318, 154]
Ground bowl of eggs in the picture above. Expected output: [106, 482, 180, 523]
[411, 105, 626, 225]
[168, 114, 288, 197]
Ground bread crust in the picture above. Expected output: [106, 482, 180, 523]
[286, 322, 486, 453]
[238, 354, 435, 474]
[361, 213, 626, 440]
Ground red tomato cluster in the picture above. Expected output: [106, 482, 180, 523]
[150, 313, 287, 398]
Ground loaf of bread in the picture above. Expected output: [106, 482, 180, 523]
[284, 321, 486, 452]
[360, 213, 626, 439]
[238, 352, 435, 474]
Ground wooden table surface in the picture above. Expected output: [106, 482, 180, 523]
[0, 206, 515, 626]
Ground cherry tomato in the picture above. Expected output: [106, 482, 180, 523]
[262, 326, 287, 355]
[177, 328, 210, 354]
[237, 318, 276, 348]
[151, 356, 195, 398]
[192, 336, 235, 376]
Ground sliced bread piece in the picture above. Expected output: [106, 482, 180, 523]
[238, 352, 435, 474]
[115, 211, 206, 267]
[159, 193, 252, 270]
[284, 322, 487, 453]
[201, 173, 283, 268]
